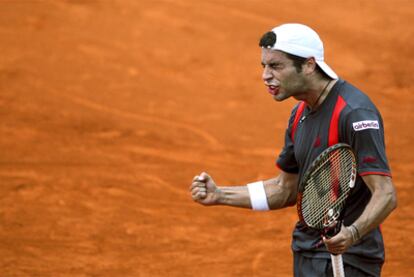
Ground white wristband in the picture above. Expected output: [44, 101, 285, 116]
[247, 181, 270, 211]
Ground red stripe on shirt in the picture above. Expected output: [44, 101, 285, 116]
[359, 171, 392, 177]
[276, 162, 283, 170]
[291, 101, 306, 142]
[328, 95, 347, 146]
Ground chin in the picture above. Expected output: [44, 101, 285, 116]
[273, 93, 288, 102]
[273, 95, 282, 101]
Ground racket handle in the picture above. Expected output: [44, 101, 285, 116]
[330, 254, 345, 277]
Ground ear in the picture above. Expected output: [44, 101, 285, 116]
[302, 57, 317, 75]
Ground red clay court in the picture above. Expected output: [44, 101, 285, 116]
[0, 1, 413, 276]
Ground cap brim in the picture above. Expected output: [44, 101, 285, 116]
[316, 61, 338, 79]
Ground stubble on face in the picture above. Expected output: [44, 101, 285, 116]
[261, 49, 308, 102]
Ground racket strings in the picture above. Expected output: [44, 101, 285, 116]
[301, 148, 355, 229]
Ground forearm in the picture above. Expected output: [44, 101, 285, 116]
[216, 185, 251, 208]
[217, 174, 298, 210]
[323, 175, 397, 253]
[352, 176, 397, 238]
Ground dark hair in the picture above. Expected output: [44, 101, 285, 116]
[258, 31, 276, 48]
[259, 31, 328, 77]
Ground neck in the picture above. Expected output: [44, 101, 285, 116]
[307, 79, 335, 110]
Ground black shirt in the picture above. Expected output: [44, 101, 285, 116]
[277, 79, 391, 275]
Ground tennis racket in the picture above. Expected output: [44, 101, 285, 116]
[297, 143, 357, 277]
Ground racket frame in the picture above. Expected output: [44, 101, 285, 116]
[297, 143, 357, 228]
[296, 143, 357, 277]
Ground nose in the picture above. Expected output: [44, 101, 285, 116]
[262, 66, 273, 82]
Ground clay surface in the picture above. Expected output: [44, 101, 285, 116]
[0, 1, 412, 276]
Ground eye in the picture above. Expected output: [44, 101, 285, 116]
[270, 63, 283, 70]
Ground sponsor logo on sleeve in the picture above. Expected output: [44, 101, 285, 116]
[352, 120, 380, 131]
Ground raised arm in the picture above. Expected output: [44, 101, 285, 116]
[189, 171, 299, 210]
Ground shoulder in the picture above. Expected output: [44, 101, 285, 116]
[333, 80, 384, 128]
[335, 80, 379, 114]
[333, 80, 385, 137]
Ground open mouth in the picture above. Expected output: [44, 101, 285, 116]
[267, 85, 280, 96]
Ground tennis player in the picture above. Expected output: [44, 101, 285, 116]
[189, 23, 397, 276]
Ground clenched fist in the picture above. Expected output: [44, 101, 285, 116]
[189, 172, 221, 205]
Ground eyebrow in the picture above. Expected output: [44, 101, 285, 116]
[261, 61, 283, 67]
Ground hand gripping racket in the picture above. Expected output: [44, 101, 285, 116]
[297, 143, 357, 277]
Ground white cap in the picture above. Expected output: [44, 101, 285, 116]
[268, 23, 338, 79]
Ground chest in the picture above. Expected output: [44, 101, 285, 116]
[293, 108, 339, 179]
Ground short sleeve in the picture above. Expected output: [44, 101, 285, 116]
[276, 107, 300, 173]
[343, 108, 391, 177]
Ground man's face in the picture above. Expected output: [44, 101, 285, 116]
[261, 48, 307, 101]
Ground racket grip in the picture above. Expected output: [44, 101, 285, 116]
[330, 254, 345, 277]
[324, 220, 342, 238]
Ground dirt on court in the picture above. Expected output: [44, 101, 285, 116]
[0, 0, 413, 276]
